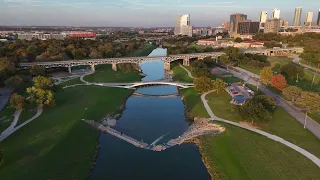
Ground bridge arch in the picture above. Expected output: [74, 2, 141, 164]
[127, 81, 194, 89]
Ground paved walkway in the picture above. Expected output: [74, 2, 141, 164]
[0, 107, 43, 142]
[291, 54, 320, 73]
[200, 90, 320, 168]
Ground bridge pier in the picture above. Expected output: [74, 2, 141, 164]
[183, 57, 190, 66]
[164, 61, 171, 71]
[112, 63, 117, 71]
[164, 70, 171, 79]
[90, 64, 95, 72]
[68, 66, 72, 74]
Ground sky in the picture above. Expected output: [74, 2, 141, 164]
[0, 0, 319, 27]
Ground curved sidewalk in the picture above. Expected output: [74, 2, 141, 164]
[201, 90, 320, 168]
[179, 64, 195, 79]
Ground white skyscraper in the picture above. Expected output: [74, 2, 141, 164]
[293, 7, 302, 26]
[174, 14, 193, 37]
[272, 8, 280, 19]
[259, 11, 268, 29]
[305, 12, 313, 26]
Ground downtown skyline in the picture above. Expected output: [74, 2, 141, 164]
[0, 0, 319, 27]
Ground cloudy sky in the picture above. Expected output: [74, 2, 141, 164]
[0, 0, 319, 27]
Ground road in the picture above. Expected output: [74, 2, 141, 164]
[223, 67, 320, 139]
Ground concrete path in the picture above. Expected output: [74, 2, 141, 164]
[0, 109, 22, 139]
[291, 54, 320, 73]
[0, 107, 43, 142]
[179, 64, 195, 79]
[200, 90, 320, 168]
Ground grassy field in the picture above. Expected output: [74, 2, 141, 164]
[172, 65, 194, 83]
[212, 75, 241, 84]
[127, 43, 157, 57]
[239, 64, 261, 74]
[0, 103, 15, 134]
[83, 64, 142, 83]
[58, 77, 84, 87]
[198, 122, 320, 180]
[206, 89, 320, 158]
[0, 86, 132, 179]
[180, 88, 209, 119]
[16, 103, 37, 127]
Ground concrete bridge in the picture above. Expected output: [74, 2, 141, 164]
[19, 52, 224, 73]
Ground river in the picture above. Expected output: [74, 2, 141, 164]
[89, 48, 211, 180]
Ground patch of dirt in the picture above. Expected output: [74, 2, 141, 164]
[240, 121, 261, 129]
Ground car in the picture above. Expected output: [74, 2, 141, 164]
[232, 91, 239, 95]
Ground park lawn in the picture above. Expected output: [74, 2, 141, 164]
[58, 77, 84, 87]
[16, 103, 38, 127]
[239, 64, 261, 74]
[206, 89, 320, 158]
[172, 65, 194, 83]
[198, 122, 320, 180]
[83, 64, 142, 83]
[127, 43, 156, 57]
[309, 113, 320, 124]
[180, 88, 209, 119]
[0, 86, 132, 179]
[0, 103, 15, 134]
[212, 75, 241, 84]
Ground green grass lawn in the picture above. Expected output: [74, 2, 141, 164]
[212, 75, 241, 84]
[83, 64, 142, 83]
[0, 103, 15, 134]
[58, 77, 84, 87]
[127, 43, 156, 57]
[239, 64, 261, 74]
[198, 122, 320, 180]
[206, 90, 320, 158]
[16, 103, 38, 127]
[309, 113, 320, 124]
[180, 88, 209, 119]
[172, 65, 194, 83]
[0, 86, 132, 179]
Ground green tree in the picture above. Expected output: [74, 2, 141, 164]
[283, 86, 302, 102]
[272, 74, 288, 92]
[194, 77, 213, 93]
[238, 98, 272, 124]
[27, 87, 55, 107]
[10, 93, 25, 110]
[213, 78, 226, 94]
[4, 75, 24, 89]
[30, 65, 46, 76]
[296, 91, 320, 127]
[280, 63, 304, 79]
[234, 37, 243, 43]
[260, 67, 273, 85]
[33, 76, 54, 90]
[219, 54, 231, 65]
[0, 58, 15, 85]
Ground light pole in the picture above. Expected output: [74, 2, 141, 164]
[304, 111, 308, 129]
[296, 73, 299, 83]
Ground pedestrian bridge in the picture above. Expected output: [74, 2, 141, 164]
[91, 81, 194, 89]
[132, 92, 179, 98]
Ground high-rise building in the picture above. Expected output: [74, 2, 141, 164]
[264, 18, 281, 33]
[280, 19, 289, 27]
[174, 14, 193, 37]
[293, 7, 302, 26]
[237, 21, 260, 35]
[272, 8, 280, 19]
[305, 12, 313, 26]
[317, 9, 320, 25]
[259, 11, 268, 28]
[230, 13, 247, 35]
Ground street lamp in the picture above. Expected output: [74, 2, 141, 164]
[296, 73, 299, 83]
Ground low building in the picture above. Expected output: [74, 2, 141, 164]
[197, 39, 234, 47]
[181, 25, 193, 37]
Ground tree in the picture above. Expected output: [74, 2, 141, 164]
[272, 74, 288, 92]
[33, 76, 54, 90]
[27, 87, 55, 107]
[296, 91, 320, 128]
[4, 75, 24, 89]
[234, 37, 243, 43]
[238, 98, 272, 124]
[218, 55, 231, 65]
[260, 67, 273, 85]
[30, 65, 46, 76]
[254, 95, 277, 113]
[280, 63, 304, 79]
[0, 58, 15, 85]
[283, 86, 302, 102]
[213, 78, 226, 94]
[194, 77, 213, 93]
[10, 93, 25, 110]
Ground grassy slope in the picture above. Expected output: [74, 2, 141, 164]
[172, 65, 194, 83]
[206, 90, 320, 158]
[127, 43, 157, 57]
[180, 88, 209, 119]
[198, 123, 320, 180]
[58, 77, 83, 87]
[0, 103, 15, 134]
[0, 86, 132, 179]
[83, 64, 142, 83]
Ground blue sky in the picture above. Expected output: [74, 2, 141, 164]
[0, 0, 319, 27]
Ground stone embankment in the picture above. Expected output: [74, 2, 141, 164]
[83, 118, 224, 152]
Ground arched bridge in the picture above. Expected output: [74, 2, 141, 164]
[92, 81, 194, 89]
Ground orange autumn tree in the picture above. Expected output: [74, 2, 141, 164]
[272, 74, 288, 92]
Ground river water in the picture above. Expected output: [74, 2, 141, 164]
[90, 48, 211, 180]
